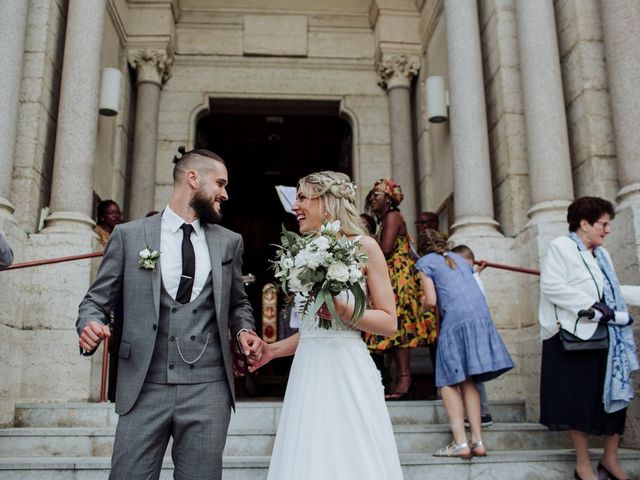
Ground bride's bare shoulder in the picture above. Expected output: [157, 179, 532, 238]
[357, 235, 384, 257]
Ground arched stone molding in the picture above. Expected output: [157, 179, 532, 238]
[338, 102, 363, 207]
[187, 96, 214, 151]
[159, 93, 383, 213]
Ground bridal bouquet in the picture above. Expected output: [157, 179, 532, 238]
[273, 220, 368, 329]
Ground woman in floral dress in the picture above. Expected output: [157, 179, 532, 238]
[365, 178, 437, 399]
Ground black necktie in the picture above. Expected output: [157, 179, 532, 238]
[176, 223, 195, 304]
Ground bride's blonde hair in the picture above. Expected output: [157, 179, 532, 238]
[297, 171, 366, 237]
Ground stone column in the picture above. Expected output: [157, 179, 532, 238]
[444, 0, 500, 237]
[44, 0, 107, 231]
[127, 48, 173, 220]
[600, 0, 640, 207]
[376, 53, 420, 236]
[515, 0, 574, 225]
[0, 1, 29, 218]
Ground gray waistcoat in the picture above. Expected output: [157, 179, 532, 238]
[145, 273, 225, 384]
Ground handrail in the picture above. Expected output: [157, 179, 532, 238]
[2, 250, 539, 404]
[4, 252, 540, 275]
[100, 337, 110, 403]
[3, 251, 104, 270]
[1, 250, 109, 402]
[475, 260, 540, 276]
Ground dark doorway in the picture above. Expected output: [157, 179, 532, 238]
[195, 98, 353, 397]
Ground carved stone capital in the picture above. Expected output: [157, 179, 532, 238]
[128, 48, 173, 86]
[375, 53, 420, 90]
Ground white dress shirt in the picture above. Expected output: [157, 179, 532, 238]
[160, 206, 212, 302]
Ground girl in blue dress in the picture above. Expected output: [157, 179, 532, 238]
[415, 229, 514, 458]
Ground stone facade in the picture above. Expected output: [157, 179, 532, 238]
[0, 0, 639, 448]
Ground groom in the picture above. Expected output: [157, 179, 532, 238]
[77, 147, 263, 479]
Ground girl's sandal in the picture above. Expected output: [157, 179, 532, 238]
[433, 441, 472, 459]
[470, 440, 487, 457]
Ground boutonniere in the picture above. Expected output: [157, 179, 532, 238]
[138, 245, 160, 271]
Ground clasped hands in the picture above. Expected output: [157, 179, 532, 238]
[238, 330, 266, 365]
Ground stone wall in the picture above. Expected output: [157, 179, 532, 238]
[153, 8, 390, 210]
[0, 0, 69, 426]
[93, 8, 134, 209]
[607, 203, 640, 448]
[11, 0, 69, 234]
[415, 11, 453, 216]
[478, 0, 530, 238]
[555, 0, 618, 202]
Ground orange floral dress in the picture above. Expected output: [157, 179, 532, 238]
[365, 235, 437, 350]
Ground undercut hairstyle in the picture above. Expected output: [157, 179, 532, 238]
[567, 196, 615, 232]
[172, 146, 226, 183]
[451, 244, 475, 262]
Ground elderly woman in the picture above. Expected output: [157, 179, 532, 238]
[539, 196, 639, 480]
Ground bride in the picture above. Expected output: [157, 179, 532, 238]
[249, 171, 404, 479]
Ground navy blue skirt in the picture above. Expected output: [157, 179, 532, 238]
[540, 333, 626, 435]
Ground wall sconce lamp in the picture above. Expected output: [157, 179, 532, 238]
[99, 67, 122, 116]
[426, 75, 448, 123]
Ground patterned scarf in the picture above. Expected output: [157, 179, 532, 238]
[569, 232, 639, 413]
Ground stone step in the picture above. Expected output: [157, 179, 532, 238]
[0, 450, 639, 480]
[13, 399, 526, 429]
[0, 423, 598, 457]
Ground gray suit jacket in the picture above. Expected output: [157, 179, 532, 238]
[77, 213, 255, 415]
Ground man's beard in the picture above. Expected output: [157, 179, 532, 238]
[190, 189, 222, 224]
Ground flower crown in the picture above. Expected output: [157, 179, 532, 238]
[332, 180, 357, 190]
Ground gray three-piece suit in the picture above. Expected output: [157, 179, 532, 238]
[77, 213, 255, 479]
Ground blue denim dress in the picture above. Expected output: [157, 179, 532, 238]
[416, 252, 514, 387]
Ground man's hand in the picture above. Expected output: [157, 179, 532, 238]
[79, 321, 111, 352]
[238, 330, 265, 365]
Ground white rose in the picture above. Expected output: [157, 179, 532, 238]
[289, 267, 313, 293]
[312, 236, 330, 251]
[294, 250, 311, 268]
[327, 262, 350, 283]
[139, 248, 151, 259]
[295, 250, 329, 269]
[348, 265, 362, 283]
[281, 257, 294, 269]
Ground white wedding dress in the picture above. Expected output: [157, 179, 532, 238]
[266, 289, 404, 480]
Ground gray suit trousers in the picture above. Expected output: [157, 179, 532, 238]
[109, 381, 232, 480]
